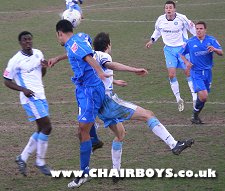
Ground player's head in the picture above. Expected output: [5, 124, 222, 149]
[93, 32, 111, 53]
[195, 21, 207, 39]
[18, 31, 33, 51]
[56, 19, 73, 46]
[165, 1, 176, 17]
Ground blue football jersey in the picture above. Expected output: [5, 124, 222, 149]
[65, 33, 101, 86]
[180, 35, 222, 70]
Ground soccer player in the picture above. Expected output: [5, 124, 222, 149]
[50, 20, 110, 188]
[94, 32, 194, 183]
[145, 0, 197, 112]
[65, 0, 84, 18]
[3, 31, 52, 176]
[180, 21, 223, 124]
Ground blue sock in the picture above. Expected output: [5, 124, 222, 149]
[80, 140, 92, 175]
[147, 117, 160, 130]
[90, 124, 99, 144]
[186, 76, 192, 82]
[112, 141, 123, 151]
[169, 77, 177, 83]
[194, 97, 205, 113]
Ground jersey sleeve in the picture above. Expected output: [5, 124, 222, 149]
[212, 38, 222, 50]
[71, 40, 93, 60]
[3, 58, 17, 80]
[151, 17, 162, 41]
[181, 14, 196, 36]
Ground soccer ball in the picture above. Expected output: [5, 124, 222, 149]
[62, 9, 81, 28]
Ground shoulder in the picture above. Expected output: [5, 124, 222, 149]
[33, 48, 43, 54]
[176, 13, 190, 22]
[32, 48, 44, 58]
[156, 15, 166, 22]
[95, 51, 112, 60]
[9, 51, 22, 64]
[206, 35, 216, 41]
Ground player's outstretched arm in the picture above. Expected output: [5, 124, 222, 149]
[105, 61, 148, 76]
[48, 53, 68, 67]
[113, 79, 128, 87]
[84, 55, 112, 80]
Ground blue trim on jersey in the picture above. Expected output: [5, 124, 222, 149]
[18, 69, 27, 88]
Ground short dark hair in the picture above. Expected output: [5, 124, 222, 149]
[196, 21, 207, 29]
[165, 1, 176, 8]
[93, 32, 110, 52]
[18, 31, 33, 41]
[56, 19, 73, 33]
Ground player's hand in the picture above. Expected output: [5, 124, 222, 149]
[145, 41, 153, 48]
[41, 59, 48, 68]
[186, 61, 193, 70]
[134, 68, 148, 76]
[98, 72, 113, 81]
[207, 46, 215, 52]
[113, 80, 128, 87]
[22, 88, 35, 97]
[48, 57, 58, 67]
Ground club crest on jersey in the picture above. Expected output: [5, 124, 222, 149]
[174, 21, 178, 25]
[71, 42, 78, 53]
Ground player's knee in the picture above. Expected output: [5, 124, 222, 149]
[145, 109, 155, 120]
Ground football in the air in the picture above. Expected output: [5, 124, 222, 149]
[62, 9, 81, 28]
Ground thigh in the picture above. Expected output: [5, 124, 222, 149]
[98, 94, 137, 127]
[164, 46, 178, 68]
[76, 85, 105, 123]
[22, 99, 49, 122]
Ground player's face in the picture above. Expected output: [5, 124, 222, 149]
[165, 4, 176, 18]
[20, 34, 33, 52]
[196, 24, 206, 39]
[56, 31, 65, 46]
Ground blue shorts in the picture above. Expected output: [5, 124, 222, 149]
[164, 45, 188, 69]
[22, 98, 49, 122]
[76, 84, 105, 123]
[191, 69, 212, 93]
[98, 93, 137, 128]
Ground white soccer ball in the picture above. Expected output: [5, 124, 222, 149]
[62, 9, 81, 28]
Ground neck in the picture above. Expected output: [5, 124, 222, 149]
[197, 35, 206, 40]
[22, 49, 33, 56]
[166, 14, 175, 21]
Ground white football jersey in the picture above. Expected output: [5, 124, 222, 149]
[94, 51, 113, 95]
[3, 49, 46, 104]
[151, 12, 196, 47]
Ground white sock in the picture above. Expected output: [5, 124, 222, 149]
[152, 123, 177, 149]
[170, 79, 181, 102]
[21, 136, 37, 163]
[36, 133, 49, 166]
[187, 80, 197, 102]
[112, 141, 123, 171]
